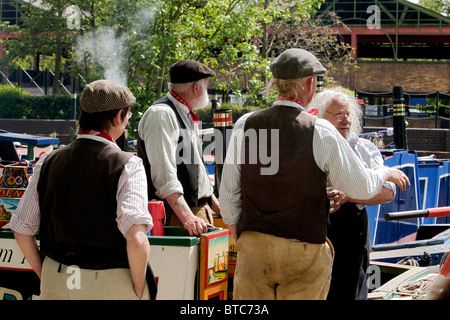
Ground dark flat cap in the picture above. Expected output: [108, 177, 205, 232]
[80, 80, 136, 113]
[170, 59, 216, 84]
[270, 48, 326, 79]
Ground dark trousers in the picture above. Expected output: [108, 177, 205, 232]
[327, 202, 370, 300]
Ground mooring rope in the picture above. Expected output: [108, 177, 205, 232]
[396, 276, 436, 299]
[397, 257, 419, 266]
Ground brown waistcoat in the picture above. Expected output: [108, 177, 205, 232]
[37, 139, 133, 269]
[238, 105, 329, 244]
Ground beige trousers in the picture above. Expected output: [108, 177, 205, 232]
[233, 231, 334, 300]
[40, 257, 150, 300]
[168, 204, 214, 226]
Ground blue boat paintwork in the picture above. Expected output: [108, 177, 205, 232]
[367, 150, 422, 248]
[366, 149, 450, 266]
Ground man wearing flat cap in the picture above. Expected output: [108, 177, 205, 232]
[137, 60, 220, 236]
[219, 48, 410, 300]
[11, 80, 157, 300]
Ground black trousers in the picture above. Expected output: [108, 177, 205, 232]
[327, 202, 370, 300]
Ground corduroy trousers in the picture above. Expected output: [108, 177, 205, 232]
[233, 231, 334, 300]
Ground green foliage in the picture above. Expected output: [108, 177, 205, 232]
[3, 0, 357, 118]
[0, 85, 78, 119]
[0, 85, 30, 119]
[418, 0, 450, 16]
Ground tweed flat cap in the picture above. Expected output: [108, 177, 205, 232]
[80, 80, 136, 113]
[170, 59, 216, 84]
[270, 48, 326, 79]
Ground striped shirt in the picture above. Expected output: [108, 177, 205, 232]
[137, 92, 213, 200]
[348, 132, 396, 210]
[10, 134, 153, 236]
[219, 100, 386, 226]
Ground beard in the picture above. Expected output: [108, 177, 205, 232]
[192, 82, 210, 110]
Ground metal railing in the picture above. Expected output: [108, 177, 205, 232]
[0, 68, 85, 95]
[357, 90, 450, 129]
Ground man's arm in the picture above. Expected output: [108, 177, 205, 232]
[314, 120, 409, 199]
[14, 233, 42, 279]
[165, 192, 211, 236]
[125, 224, 150, 298]
[328, 187, 395, 213]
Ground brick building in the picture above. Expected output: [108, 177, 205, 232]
[316, 0, 450, 93]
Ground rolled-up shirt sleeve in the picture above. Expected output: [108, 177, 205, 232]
[219, 113, 252, 226]
[116, 156, 153, 236]
[138, 105, 184, 199]
[10, 155, 47, 236]
[352, 136, 396, 195]
[313, 119, 384, 200]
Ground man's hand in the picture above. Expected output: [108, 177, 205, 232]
[182, 214, 211, 236]
[327, 188, 350, 214]
[166, 192, 213, 236]
[379, 167, 410, 191]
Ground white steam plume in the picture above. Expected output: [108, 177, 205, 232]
[74, 27, 128, 87]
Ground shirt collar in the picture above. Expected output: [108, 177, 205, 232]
[273, 98, 306, 111]
[168, 91, 189, 115]
[167, 91, 200, 126]
[77, 130, 120, 149]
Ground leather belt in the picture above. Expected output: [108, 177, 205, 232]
[194, 196, 211, 207]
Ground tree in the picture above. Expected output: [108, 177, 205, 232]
[126, 0, 351, 107]
[1, 0, 79, 93]
[126, 0, 262, 102]
[419, 0, 450, 16]
[241, 0, 356, 106]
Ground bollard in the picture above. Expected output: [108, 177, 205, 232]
[316, 74, 324, 93]
[211, 92, 220, 120]
[213, 109, 232, 195]
[392, 86, 407, 149]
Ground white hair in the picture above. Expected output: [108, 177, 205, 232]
[168, 81, 195, 94]
[308, 88, 363, 134]
[168, 78, 208, 94]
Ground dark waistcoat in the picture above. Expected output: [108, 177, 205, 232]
[37, 139, 133, 269]
[238, 105, 329, 244]
[137, 96, 199, 207]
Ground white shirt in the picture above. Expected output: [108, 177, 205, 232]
[219, 100, 386, 226]
[10, 134, 153, 236]
[347, 132, 396, 209]
[137, 92, 213, 200]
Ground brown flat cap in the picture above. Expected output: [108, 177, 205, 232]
[170, 59, 216, 84]
[270, 48, 326, 79]
[80, 80, 136, 113]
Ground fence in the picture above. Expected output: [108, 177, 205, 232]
[0, 68, 86, 95]
[357, 90, 450, 129]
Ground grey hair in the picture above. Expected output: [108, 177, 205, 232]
[308, 88, 363, 134]
[168, 81, 195, 94]
[168, 78, 208, 95]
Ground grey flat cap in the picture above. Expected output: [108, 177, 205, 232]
[270, 48, 326, 79]
[80, 80, 136, 113]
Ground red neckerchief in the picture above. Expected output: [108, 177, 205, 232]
[276, 97, 318, 115]
[78, 129, 116, 144]
[170, 90, 199, 126]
